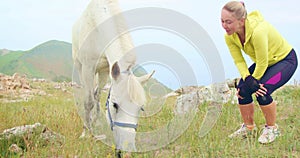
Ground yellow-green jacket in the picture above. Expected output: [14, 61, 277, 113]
[225, 11, 292, 80]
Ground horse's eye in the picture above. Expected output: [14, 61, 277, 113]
[113, 102, 119, 110]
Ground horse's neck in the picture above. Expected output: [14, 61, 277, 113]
[73, 0, 136, 70]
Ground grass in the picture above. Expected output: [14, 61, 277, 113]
[1, 82, 300, 157]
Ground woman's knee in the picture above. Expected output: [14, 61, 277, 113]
[237, 81, 253, 102]
[257, 95, 273, 105]
[238, 97, 253, 105]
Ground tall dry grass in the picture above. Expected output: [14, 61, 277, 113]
[1, 81, 299, 157]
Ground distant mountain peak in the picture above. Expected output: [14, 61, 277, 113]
[30, 40, 71, 51]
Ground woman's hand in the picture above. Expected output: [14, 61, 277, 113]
[255, 84, 267, 97]
[244, 75, 260, 93]
[236, 88, 244, 99]
[237, 84, 267, 99]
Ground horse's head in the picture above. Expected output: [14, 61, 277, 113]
[107, 58, 154, 152]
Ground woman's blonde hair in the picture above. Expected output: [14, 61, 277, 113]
[223, 1, 247, 20]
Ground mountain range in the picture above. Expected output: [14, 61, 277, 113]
[0, 40, 72, 82]
[0, 40, 172, 92]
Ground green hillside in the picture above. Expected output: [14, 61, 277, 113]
[0, 50, 25, 71]
[0, 40, 73, 82]
[0, 40, 172, 91]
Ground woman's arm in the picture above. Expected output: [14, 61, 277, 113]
[225, 35, 250, 79]
[251, 26, 269, 80]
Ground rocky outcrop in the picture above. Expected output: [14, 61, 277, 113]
[0, 73, 30, 91]
[0, 73, 79, 102]
[0, 73, 47, 102]
[169, 81, 239, 114]
[0, 123, 65, 155]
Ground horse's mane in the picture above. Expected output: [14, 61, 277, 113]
[127, 74, 146, 106]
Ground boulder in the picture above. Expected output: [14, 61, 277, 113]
[173, 82, 238, 114]
[0, 123, 65, 155]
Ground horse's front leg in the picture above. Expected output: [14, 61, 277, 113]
[80, 64, 96, 138]
[91, 67, 110, 140]
[93, 68, 109, 119]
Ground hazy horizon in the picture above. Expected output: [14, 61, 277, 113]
[1, 0, 299, 89]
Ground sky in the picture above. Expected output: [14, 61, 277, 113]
[1, 0, 300, 89]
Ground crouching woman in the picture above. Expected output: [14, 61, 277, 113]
[221, 1, 298, 143]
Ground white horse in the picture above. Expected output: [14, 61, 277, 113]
[72, 0, 151, 139]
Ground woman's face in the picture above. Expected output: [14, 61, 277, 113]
[221, 9, 244, 35]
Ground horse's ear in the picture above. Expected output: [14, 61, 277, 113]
[137, 70, 155, 84]
[125, 64, 134, 72]
[111, 62, 120, 80]
[118, 51, 136, 72]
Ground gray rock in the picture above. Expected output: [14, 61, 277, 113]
[0, 123, 65, 154]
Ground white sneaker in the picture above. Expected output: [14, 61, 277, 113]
[228, 123, 257, 139]
[258, 124, 280, 144]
